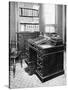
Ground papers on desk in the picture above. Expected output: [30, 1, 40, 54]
[38, 44, 52, 49]
[34, 38, 49, 45]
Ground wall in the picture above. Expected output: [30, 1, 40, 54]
[56, 5, 63, 38]
[9, 2, 16, 42]
[62, 5, 66, 44]
[39, 4, 45, 33]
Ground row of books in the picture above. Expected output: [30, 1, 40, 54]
[20, 24, 39, 32]
[25, 25, 39, 29]
[20, 8, 39, 17]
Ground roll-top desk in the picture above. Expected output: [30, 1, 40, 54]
[26, 34, 65, 82]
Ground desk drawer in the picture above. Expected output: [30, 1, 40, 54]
[42, 45, 64, 54]
[37, 65, 49, 77]
[37, 59, 44, 67]
[37, 52, 43, 57]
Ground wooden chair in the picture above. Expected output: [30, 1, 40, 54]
[9, 40, 22, 77]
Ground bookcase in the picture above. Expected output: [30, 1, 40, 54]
[18, 6, 40, 32]
[17, 3, 40, 57]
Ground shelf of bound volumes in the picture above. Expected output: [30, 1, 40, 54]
[19, 8, 39, 17]
[20, 23, 39, 32]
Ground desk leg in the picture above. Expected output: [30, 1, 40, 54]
[13, 58, 16, 78]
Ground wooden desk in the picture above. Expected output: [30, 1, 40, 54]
[26, 38, 65, 82]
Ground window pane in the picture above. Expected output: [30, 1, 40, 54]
[44, 4, 55, 24]
[45, 27, 50, 33]
[45, 26, 55, 33]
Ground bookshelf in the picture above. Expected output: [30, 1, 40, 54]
[16, 4, 40, 52]
[19, 6, 40, 32]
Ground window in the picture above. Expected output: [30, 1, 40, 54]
[45, 26, 55, 33]
[44, 4, 56, 33]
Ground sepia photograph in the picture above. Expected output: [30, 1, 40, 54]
[9, 1, 67, 88]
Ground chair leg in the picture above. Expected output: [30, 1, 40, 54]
[20, 54, 23, 68]
[13, 58, 16, 78]
[21, 59, 22, 68]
